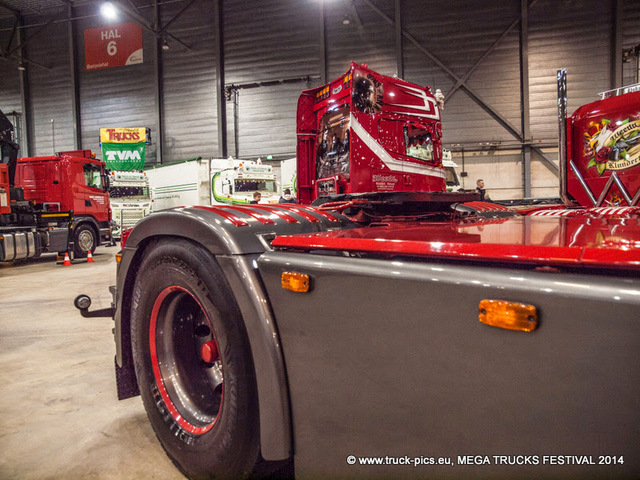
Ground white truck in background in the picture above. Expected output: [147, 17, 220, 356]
[280, 157, 297, 196]
[442, 150, 462, 192]
[107, 170, 152, 239]
[146, 157, 279, 211]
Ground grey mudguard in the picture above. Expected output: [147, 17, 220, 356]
[113, 204, 355, 461]
[258, 251, 640, 479]
[120, 204, 351, 255]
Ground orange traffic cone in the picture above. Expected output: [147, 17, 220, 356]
[87, 250, 95, 263]
[62, 252, 72, 266]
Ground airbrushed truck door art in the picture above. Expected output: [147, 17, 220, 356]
[567, 90, 640, 207]
[297, 62, 446, 204]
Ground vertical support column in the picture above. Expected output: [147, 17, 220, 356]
[68, 4, 82, 150]
[394, 0, 403, 79]
[519, 0, 531, 198]
[557, 69, 567, 196]
[17, 14, 32, 157]
[154, 0, 165, 164]
[612, 0, 623, 88]
[214, 0, 227, 158]
[233, 90, 239, 158]
[320, 0, 327, 84]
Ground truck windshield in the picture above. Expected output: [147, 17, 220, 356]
[235, 179, 277, 193]
[109, 186, 150, 199]
[84, 163, 104, 189]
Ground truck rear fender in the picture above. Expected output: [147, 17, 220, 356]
[115, 204, 354, 461]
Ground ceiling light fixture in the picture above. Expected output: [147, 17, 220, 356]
[101, 2, 118, 20]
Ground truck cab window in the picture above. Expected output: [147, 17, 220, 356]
[222, 179, 231, 195]
[316, 105, 350, 179]
[109, 186, 149, 198]
[404, 125, 435, 163]
[444, 167, 459, 188]
[84, 163, 103, 189]
[234, 179, 277, 194]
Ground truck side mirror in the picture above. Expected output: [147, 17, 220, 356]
[103, 173, 110, 192]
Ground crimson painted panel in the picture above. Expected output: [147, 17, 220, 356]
[270, 216, 640, 269]
[0, 164, 10, 214]
[295, 62, 445, 204]
[568, 90, 640, 207]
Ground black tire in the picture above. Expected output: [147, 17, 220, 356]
[73, 224, 97, 258]
[130, 238, 261, 479]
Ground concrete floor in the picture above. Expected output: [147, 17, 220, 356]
[0, 247, 185, 479]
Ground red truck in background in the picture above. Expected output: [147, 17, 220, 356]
[297, 62, 456, 204]
[15, 150, 112, 258]
[1, 110, 73, 262]
[1, 110, 112, 262]
[76, 68, 640, 479]
[562, 76, 640, 208]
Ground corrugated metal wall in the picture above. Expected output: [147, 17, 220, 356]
[0, 41, 22, 114]
[623, 1, 640, 85]
[27, 19, 75, 155]
[1, 0, 639, 196]
[403, 0, 522, 146]
[223, 0, 320, 158]
[325, 1, 396, 80]
[529, 0, 614, 143]
[160, 0, 217, 163]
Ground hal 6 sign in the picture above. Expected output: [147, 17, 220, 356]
[85, 22, 143, 70]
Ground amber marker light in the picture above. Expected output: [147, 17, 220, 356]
[282, 272, 310, 293]
[479, 299, 538, 332]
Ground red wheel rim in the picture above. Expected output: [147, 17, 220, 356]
[149, 286, 224, 435]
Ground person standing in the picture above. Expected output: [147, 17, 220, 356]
[279, 188, 297, 204]
[476, 179, 491, 201]
[250, 192, 261, 204]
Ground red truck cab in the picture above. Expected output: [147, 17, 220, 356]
[565, 88, 640, 207]
[296, 62, 446, 204]
[15, 150, 112, 257]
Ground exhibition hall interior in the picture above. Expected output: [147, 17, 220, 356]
[1, 1, 639, 479]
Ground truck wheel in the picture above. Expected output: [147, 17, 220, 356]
[130, 238, 261, 479]
[73, 224, 96, 258]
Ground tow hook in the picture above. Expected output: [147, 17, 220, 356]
[74, 294, 115, 318]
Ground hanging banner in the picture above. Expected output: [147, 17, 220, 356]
[102, 142, 146, 171]
[100, 127, 146, 144]
[84, 22, 143, 71]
